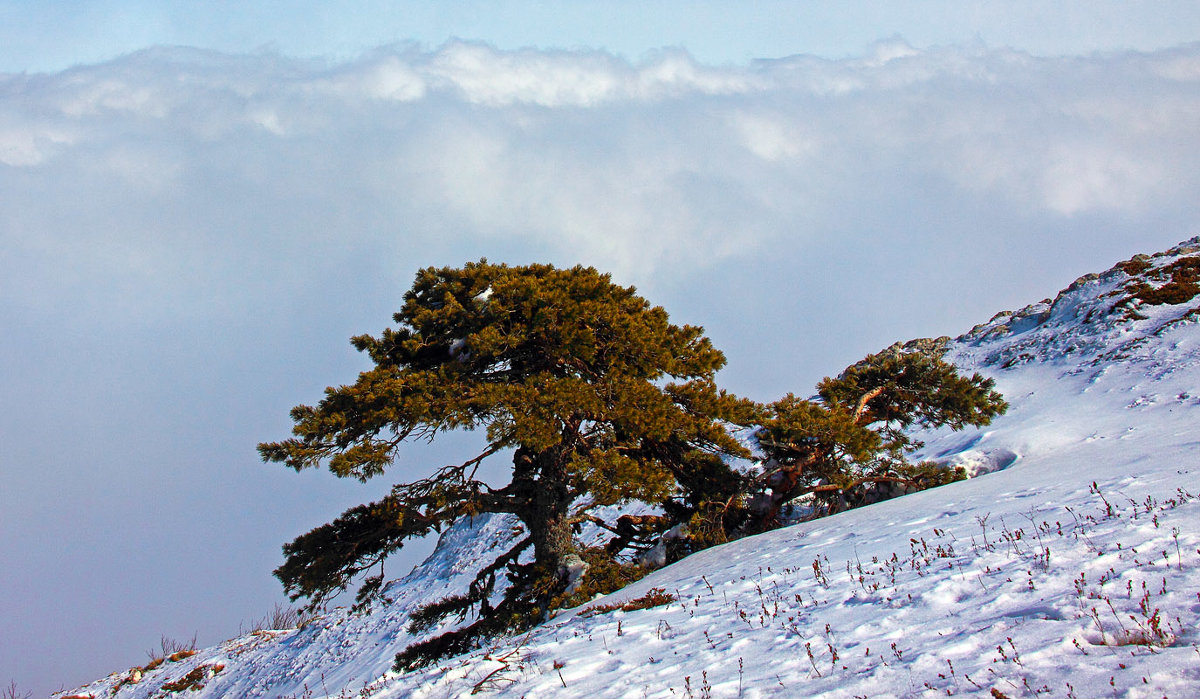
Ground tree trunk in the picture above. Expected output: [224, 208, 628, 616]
[511, 447, 575, 602]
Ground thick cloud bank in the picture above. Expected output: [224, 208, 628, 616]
[2, 41, 1199, 695]
[5, 41, 1199, 286]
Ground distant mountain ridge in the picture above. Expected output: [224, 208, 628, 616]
[58, 237, 1200, 698]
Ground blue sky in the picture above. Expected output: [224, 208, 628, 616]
[3, 3, 1200, 697]
[4, 1, 1200, 73]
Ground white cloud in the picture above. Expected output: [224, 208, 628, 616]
[4, 40, 1197, 291]
[732, 110, 818, 163]
[1039, 144, 1163, 215]
[6, 38, 1199, 395]
[312, 53, 428, 103]
[425, 43, 622, 106]
[0, 122, 76, 166]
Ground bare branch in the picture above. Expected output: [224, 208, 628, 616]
[852, 386, 887, 424]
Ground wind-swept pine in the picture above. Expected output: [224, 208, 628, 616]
[259, 261, 755, 669]
[741, 342, 1007, 526]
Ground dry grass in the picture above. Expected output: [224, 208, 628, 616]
[240, 602, 309, 634]
[146, 633, 197, 665]
[579, 587, 677, 617]
[161, 664, 225, 693]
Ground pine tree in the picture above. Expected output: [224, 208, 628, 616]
[258, 261, 755, 669]
[742, 342, 1007, 525]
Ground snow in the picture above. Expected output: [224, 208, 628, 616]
[58, 240, 1200, 698]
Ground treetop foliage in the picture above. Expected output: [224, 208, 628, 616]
[261, 261, 748, 483]
[818, 346, 1007, 446]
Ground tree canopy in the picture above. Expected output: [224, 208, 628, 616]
[259, 261, 756, 668]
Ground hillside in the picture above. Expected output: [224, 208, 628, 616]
[59, 238, 1200, 698]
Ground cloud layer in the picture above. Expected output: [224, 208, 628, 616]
[3, 41, 1199, 694]
[5, 42, 1198, 280]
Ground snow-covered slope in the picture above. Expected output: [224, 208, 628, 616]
[60, 239, 1200, 698]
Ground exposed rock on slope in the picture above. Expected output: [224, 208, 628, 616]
[954, 236, 1200, 371]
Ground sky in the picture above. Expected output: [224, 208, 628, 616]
[4, 1, 1200, 74]
[2, 2, 1200, 696]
